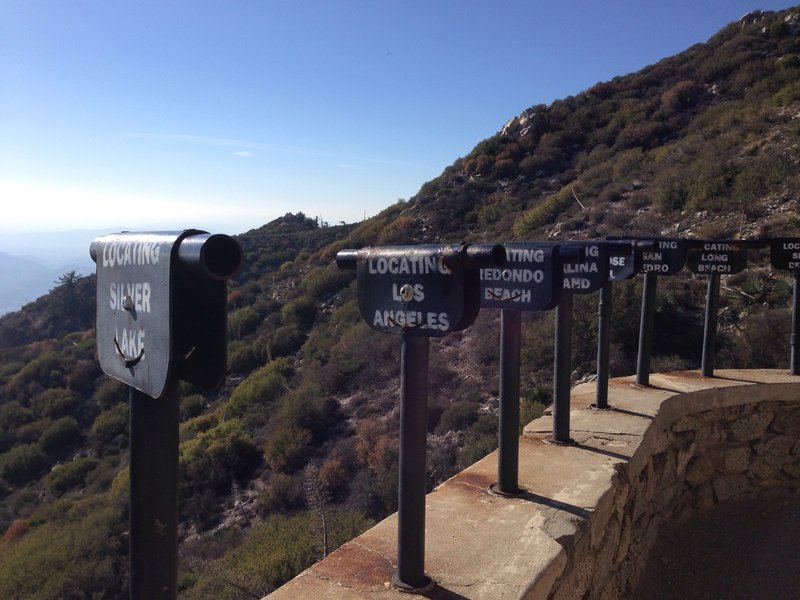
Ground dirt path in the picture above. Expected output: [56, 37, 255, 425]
[631, 490, 800, 600]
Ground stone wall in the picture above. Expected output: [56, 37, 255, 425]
[546, 392, 800, 599]
[265, 370, 800, 600]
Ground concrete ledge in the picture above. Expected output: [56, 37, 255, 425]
[265, 370, 800, 599]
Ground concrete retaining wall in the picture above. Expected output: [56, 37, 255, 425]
[265, 370, 800, 599]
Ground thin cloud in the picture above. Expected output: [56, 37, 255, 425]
[117, 131, 420, 167]
[117, 131, 265, 149]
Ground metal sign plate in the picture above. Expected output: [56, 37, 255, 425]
[356, 246, 465, 336]
[560, 241, 609, 294]
[480, 243, 561, 311]
[770, 238, 800, 271]
[608, 242, 640, 282]
[686, 241, 748, 275]
[94, 232, 188, 398]
[610, 237, 686, 276]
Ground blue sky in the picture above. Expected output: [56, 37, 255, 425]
[1, 1, 797, 237]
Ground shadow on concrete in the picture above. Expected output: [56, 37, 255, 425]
[515, 490, 590, 520]
[710, 374, 764, 384]
[573, 442, 631, 463]
[608, 406, 655, 420]
[641, 383, 686, 394]
[421, 585, 471, 600]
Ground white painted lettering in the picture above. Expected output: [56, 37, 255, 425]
[642, 264, 669, 273]
[702, 242, 733, 251]
[563, 277, 590, 290]
[563, 262, 598, 274]
[506, 248, 545, 263]
[373, 309, 450, 331]
[101, 241, 161, 267]
[368, 256, 449, 275]
[700, 253, 729, 262]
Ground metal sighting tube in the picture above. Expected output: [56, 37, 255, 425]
[552, 292, 574, 443]
[393, 334, 432, 591]
[177, 233, 243, 280]
[636, 273, 658, 386]
[701, 273, 721, 377]
[595, 281, 613, 409]
[497, 309, 522, 495]
[793, 271, 800, 376]
[129, 382, 179, 600]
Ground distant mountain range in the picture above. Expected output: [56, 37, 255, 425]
[0, 252, 88, 315]
[0, 229, 113, 315]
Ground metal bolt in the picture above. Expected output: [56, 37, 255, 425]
[399, 284, 414, 302]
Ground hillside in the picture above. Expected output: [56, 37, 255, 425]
[2, 7, 800, 598]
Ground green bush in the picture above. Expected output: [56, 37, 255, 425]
[227, 340, 259, 374]
[225, 359, 292, 419]
[513, 186, 574, 237]
[228, 305, 263, 339]
[281, 296, 317, 327]
[92, 378, 128, 410]
[276, 382, 340, 443]
[435, 400, 479, 434]
[492, 158, 518, 179]
[0, 401, 34, 431]
[8, 353, 65, 391]
[180, 413, 220, 439]
[180, 419, 261, 497]
[301, 267, 353, 300]
[30, 388, 78, 420]
[0, 498, 126, 599]
[267, 323, 306, 358]
[38, 416, 82, 456]
[43, 457, 99, 495]
[258, 472, 302, 514]
[90, 404, 128, 444]
[264, 425, 313, 473]
[180, 510, 370, 598]
[179, 394, 206, 421]
[0, 444, 49, 485]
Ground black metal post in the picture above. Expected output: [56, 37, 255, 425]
[552, 292, 574, 444]
[792, 271, 800, 376]
[595, 281, 613, 409]
[393, 334, 432, 591]
[496, 309, 522, 495]
[129, 381, 179, 600]
[636, 273, 658, 386]
[701, 273, 721, 377]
